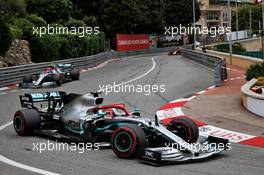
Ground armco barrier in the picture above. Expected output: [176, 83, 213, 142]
[0, 47, 175, 88]
[182, 48, 227, 86]
[0, 52, 112, 88]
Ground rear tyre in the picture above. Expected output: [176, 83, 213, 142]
[70, 69, 80, 80]
[167, 118, 199, 143]
[13, 109, 40, 136]
[111, 124, 147, 159]
[23, 74, 32, 83]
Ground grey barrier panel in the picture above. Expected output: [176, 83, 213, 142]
[181, 48, 227, 87]
[0, 47, 175, 87]
[0, 47, 226, 88]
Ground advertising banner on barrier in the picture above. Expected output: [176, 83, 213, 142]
[116, 34, 150, 51]
[157, 35, 183, 48]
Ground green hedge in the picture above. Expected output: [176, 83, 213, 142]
[29, 34, 63, 62]
[26, 14, 46, 27]
[30, 33, 105, 63]
[6, 13, 105, 63]
[213, 42, 246, 53]
[10, 18, 34, 39]
[246, 62, 264, 81]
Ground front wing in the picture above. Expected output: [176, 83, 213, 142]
[139, 136, 229, 166]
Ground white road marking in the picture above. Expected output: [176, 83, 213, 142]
[0, 155, 61, 175]
[114, 57, 156, 85]
[0, 121, 61, 175]
[0, 57, 156, 175]
[0, 121, 12, 131]
[0, 87, 9, 91]
[101, 57, 156, 91]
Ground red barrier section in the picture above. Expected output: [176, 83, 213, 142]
[117, 34, 150, 51]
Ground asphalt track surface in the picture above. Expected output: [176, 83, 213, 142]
[0, 54, 263, 175]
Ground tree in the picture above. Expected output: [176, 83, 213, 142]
[231, 5, 262, 34]
[70, 0, 200, 38]
[0, 0, 26, 21]
[26, 0, 73, 23]
[70, 0, 104, 19]
[0, 19, 12, 55]
[0, 0, 26, 55]
[165, 0, 201, 26]
[97, 0, 167, 38]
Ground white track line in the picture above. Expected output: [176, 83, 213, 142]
[0, 155, 61, 175]
[0, 121, 12, 131]
[0, 87, 9, 91]
[0, 122, 61, 175]
[0, 57, 156, 175]
[101, 57, 156, 91]
[122, 57, 156, 84]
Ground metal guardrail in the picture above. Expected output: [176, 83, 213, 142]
[0, 47, 175, 87]
[182, 48, 227, 87]
[0, 52, 113, 87]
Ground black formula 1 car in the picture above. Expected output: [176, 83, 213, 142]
[13, 91, 229, 165]
[168, 47, 182, 56]
[19, 64, 80, 88]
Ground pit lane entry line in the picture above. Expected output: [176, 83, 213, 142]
[0, 57, 156, 175]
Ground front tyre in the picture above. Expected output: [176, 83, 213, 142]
[23, 74, 33, 83]
[111, 124, 147, 159]
[167, 118, 199, 143]
[52, 74, 62, 86]
[13, 109, 40, 136]
[70, 69, 80, 80]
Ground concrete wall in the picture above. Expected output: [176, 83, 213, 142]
[240, 38, 261, 51]
[241, 79, 264, 118]
[205, 49, 262, 70]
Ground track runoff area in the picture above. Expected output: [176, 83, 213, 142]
[0, 53, 263, 175]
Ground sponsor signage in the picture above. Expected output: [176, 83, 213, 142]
[199, 125, 255, 143]
[116, 34, 150, 51]
[157, 35, 183, 48]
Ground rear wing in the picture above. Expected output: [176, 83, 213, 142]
[56, 63, 72, 68]
[56, 64, 73, 72]
[19, 91, 67, 109]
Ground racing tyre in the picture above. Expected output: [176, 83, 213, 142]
[13, 109, 40, 136]
[256, 88, 262, 94]
[70, 69, 80, 80]
[111, 124, 147, 159]
[23, 74, 33, 83]
[53, 74, 62, 86]
[167, 118, 199, 143]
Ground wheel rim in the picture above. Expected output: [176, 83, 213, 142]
[114, 132, 133, 152]
[168, 123, 190, 142]
[14, 116, 23, 132]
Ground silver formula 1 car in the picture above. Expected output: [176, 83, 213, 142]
[13, 91, 229, 165]
[19, 64, 80, 88]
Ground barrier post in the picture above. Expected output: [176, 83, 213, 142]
[214, 63, 222, 87]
